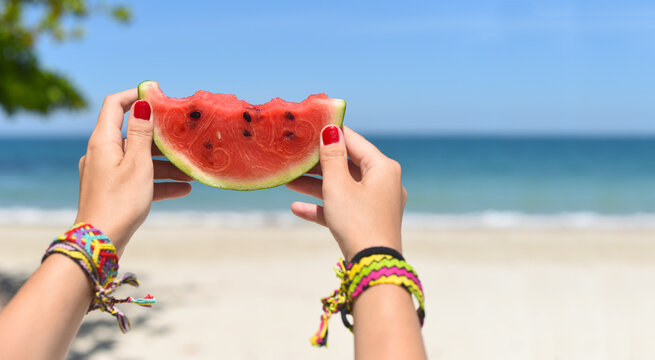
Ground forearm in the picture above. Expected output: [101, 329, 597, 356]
[0, 254, 92, 360]
[353, 284, 427, 360]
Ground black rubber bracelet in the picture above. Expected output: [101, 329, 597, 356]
[348, 246, 405, 265]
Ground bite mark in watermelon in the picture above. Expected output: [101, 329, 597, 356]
[138, 81, 346, 190]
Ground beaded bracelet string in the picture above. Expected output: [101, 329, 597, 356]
[310, 246, 425, 347]
[42, 223, 156, 333]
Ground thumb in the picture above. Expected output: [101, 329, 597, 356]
[319, 125, 350, 187]
[125, 100, 154, 160]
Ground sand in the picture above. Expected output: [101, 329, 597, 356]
[1, 225, 654, 359]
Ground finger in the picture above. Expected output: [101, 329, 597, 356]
[124, 100, 154, 162]
[95, 88, 139, 134]
[125, 138, 164, 157]
[342, 126, 387, 173]
[88, 89, 138, 153]
[78, 155, 86, 174]
[152, 142, 164, 157]
[290, 201, 326, 226]
[153, 182, 192, 202]
[153, 160, 194, 181]
[319, 125, 351, 190]
[305, 159, 362, 181]
[285, 176, 323, 199]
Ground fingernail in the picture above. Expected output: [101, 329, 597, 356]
[322, 125, 339, 145]
[134, 100, 151, 121]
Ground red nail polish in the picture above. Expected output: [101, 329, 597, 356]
[134, 100, 151, 121]
[322, 126, 339, 145]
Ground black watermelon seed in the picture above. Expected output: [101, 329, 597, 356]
[204, 142, 213, 149]
[190, 111, 201, 119]
[243, 130, 252, 137]
[285, 111, 295, 120]
[243, 112, 251, 122]
[284, 131, 295, 139]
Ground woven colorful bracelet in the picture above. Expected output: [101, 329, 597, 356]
[42, 223, 156, 333]
[310, 246, 425, 347]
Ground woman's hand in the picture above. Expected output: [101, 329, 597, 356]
[76, 89, 193, 255]
[286, 125, 407, 261]
[0, 89, 194, 360]
[287, 126, 425, 360]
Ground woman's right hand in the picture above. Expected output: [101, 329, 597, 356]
[286, 125, 407, 261]
[290, 126, 426, 360]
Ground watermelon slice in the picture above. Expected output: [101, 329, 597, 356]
[138, 81, 346, 190]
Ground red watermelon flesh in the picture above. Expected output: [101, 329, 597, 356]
[138, 81, 346, 190]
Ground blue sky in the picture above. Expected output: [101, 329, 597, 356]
[1, 0, 654, 136]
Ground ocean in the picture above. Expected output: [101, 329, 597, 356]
[1, 136, 654, 228]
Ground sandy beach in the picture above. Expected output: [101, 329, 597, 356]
[1, 224, 654, 359]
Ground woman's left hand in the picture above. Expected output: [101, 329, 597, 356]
[76, 88, 193, 255]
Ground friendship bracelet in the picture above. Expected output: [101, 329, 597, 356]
[42, 223, 156, 333]
[310, 246, 425, 347]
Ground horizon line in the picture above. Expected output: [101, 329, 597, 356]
[2, 131, 655, 139]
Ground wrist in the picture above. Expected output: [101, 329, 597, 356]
[310, 246, 424, 347]
[351, 282, 415, 317]
[344, 240, 402, 264]
[44, 223, 156, 333]
[72, 217, 129, 257]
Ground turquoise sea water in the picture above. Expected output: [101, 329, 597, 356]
[1, 136, 654, 227]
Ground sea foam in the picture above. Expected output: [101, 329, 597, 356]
[1, 207, 654, 229]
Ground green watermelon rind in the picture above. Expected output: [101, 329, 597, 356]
[137, 80, 346, 191]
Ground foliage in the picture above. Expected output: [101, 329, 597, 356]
[0, 0, 130, 116]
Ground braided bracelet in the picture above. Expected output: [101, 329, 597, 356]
[310, 246, 425, 347]
[42, 223, 156, 333]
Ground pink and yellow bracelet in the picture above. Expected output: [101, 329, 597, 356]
[310, 246, 425, 347]
[42, 223, 155, 333]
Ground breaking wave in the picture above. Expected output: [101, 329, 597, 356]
[1, 207, 654, 229]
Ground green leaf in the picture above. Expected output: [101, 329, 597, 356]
[0, 0, 131, 117]
[110, 5, 131, 23]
